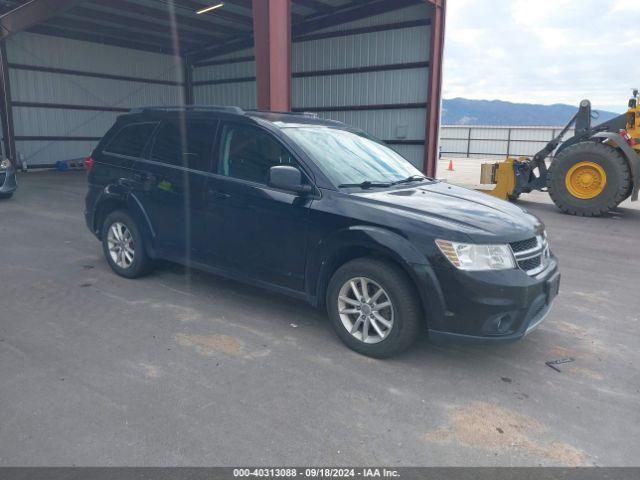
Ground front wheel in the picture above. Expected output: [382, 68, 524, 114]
[326, 258, 421, 358]
[101, 210, 153, 278]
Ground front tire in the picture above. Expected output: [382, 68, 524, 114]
[326, 258, 421, 358]
[101, 210, 153, 278]
[547, 142, 631, 216]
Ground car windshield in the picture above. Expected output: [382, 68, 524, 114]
[282, 126, 424, 187]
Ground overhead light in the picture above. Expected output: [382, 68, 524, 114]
[196, 2, 224, 14]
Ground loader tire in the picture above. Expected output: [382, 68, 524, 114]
[618, 182, 634, 206]
[547, 142, 631, 216]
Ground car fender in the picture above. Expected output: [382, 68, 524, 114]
[308, 225, 445, 325]
[592, 132, 640, 201]
[92, 183, 155, 242]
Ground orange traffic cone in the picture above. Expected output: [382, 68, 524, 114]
[447, 159, 454, 171]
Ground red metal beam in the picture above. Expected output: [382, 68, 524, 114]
[252, 0, 291, 111]
[423, 0, 445, 178]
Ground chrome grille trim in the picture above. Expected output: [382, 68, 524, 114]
[510, 235, 550, 276]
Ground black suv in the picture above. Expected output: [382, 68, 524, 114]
[85, 106, 560, 358]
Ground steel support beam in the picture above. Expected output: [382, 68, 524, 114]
[252, 0, 291, 111]
[0, 40, 16, 167]
[423, 0, 445, 178]
[184, 60, 194, 105]
[0, 0, 82, 39]
[292, 0, 420, 37]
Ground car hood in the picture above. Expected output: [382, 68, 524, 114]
[352, 181, 542, 241]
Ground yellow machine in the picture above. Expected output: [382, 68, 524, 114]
[480, 91, 640, 216]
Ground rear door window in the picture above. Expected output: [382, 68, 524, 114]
[150, 120, 218, 171]
[104, 122, 157, 157]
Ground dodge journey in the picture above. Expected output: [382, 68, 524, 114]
[85, 106, 560, 357]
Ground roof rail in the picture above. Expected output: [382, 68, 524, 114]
[246, 109, 319, 118]
[129, 105, 245, 115]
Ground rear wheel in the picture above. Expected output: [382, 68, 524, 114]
[0, 192, 13, 199]
[101, 210, 153, 278]
[547, 142, 631, 216]
[326, 258, 421, 358]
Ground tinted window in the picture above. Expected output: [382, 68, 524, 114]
[104, 123, 157, 157]
[150, 120, 217, 171]
[218, 125, 296, 184]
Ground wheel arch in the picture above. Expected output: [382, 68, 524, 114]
[308, 225, 446, 328]
[93, 186, 155, 244]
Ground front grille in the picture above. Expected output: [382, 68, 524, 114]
[510, 237, 538, 253]
[519, 256, 541, 271]
[509, 235, 549, 275]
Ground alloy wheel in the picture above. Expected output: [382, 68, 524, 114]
[337, 276, 394, 344]
[106, 222, 135, 269]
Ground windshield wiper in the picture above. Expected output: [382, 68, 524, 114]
[390, 175, 431, 186]
[338, 180, 392, 189]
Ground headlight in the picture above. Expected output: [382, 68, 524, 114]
[435, 239, 516, 271]
[0, 159, 10, 170]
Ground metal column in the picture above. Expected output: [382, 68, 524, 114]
[252, 0, 291, 111]
[423, 0, 446, 177]
[0, 40, 16, 167]
[183, 60, 194, 106]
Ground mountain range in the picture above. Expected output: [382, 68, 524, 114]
[441, 98, 621, 126]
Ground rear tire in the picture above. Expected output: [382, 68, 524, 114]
[326, 258, 421, 358]
[547, 142, 631, 216]
[101, 210, 153, 278]
[0, 192, 13, 199]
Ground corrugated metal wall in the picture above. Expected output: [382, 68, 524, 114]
[192, 2, 432, 169]
[440, 125, 576, 158]
[293, 2, 431, 169]
[193, 49, 256, 108]
[6, 32, 183, 167]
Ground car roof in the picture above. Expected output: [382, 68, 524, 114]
[120, 105, 346, 129]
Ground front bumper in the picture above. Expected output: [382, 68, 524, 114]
[0, 165, 17, 195]
[426, 257, 560, 343]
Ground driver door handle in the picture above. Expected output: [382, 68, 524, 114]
[133, 172, 157, 183]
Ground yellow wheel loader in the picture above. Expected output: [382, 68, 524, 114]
[480, 90, 640, 216]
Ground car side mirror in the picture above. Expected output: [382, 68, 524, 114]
[268, 165, 312, 194]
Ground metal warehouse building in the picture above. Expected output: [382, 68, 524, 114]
[0, 0, 445, 176]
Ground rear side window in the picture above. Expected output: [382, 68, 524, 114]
[150, 120, 218, 171]
[104, 122, 157, 157]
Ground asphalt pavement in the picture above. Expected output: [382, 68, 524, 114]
[1, 169, 638, 466]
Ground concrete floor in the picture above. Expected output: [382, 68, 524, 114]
[1, 169, 639, 466]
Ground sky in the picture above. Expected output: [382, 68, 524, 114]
[443, 0, 640, 113]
